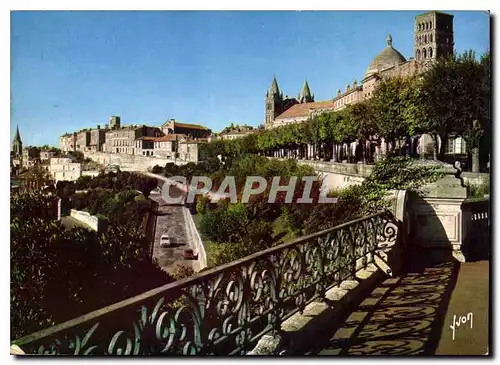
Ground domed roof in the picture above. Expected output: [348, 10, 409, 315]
[363, 34, 407, 80]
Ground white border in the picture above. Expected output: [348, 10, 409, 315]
[3, 2, 496, 364]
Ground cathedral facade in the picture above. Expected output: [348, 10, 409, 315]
[265, 11, 455, 129]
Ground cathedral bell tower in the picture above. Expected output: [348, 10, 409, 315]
[265, 76, 283, 129]
[298, 79, 314, 103]
[414, 11, 454, 62]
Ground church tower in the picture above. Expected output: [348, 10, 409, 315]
[414, 11, 454, 61]
[298, 80, 314, 103]
[265, 76, 283, 129]
[12, 125, 23, 156]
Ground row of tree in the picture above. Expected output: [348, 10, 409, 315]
[199, 51, 490, 170]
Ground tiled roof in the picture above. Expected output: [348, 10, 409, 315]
[175, 122, 210, 131]
[275, 100, 336, 120]
[136, 136, 159, 141]
[162, 120, 210, 131]
[154, 134, 187, 142]
[181, 139, 208, 144]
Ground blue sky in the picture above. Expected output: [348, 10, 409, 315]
[11, 11, 490, 147]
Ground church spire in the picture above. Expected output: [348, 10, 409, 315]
[298, 79, 314, 103]
[12, 125, 23, 156]
[13, 125, 21, 142]
[387, 33, 393, 47]
[269, 75, 280, 96]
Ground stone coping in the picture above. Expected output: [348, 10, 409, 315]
[248, 263, 384, 355]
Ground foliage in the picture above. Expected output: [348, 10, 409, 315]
[151, 164, 164, 174]
[467, 175, 490, 198]
[11, 191, 173, 339]
[421, 51, 488, 158]
[171, 265, 195, 280]
[199, 203, 250, 243]
[371, 76, 423, 150]
[195, 195, 210, 215]
[68, 151, 85, 163]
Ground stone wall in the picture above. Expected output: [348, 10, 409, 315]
[84, 151, 187, 172]
[70, 209, 106, 231]
[182, 207, 208, 272]
[294, 159, 489, 191]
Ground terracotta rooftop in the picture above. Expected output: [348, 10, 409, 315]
[181, 139, 208, 144]
[154, 134, 187, 142]
[275, 100, 336, 120]
[136, 136, 159, 141]
[163, 120, 210, 131]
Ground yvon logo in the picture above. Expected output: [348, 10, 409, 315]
[450, 312, 473, 341]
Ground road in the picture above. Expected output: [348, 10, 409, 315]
[148, 181, 195, 276]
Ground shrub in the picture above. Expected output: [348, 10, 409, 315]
[468, 175, 490, 198]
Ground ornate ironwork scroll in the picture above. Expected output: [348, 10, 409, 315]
[13, 210, 399, 355]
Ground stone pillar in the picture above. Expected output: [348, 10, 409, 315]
[407, 169, 468, 262]
[472, 148, 480, 173]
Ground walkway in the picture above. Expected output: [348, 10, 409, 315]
[308, 249, 489, 356]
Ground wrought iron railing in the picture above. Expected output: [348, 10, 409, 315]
[462, 197, 489, 224]
[12, 210, 399, 355]
[461, 197, 490, 261]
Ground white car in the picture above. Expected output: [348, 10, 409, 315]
[160, 234, 172, 247]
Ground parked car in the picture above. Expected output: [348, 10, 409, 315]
[160, 234, 172, 247]
[183, 249, 198, 260]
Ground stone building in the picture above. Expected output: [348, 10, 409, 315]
[88, 126, 107, 152]
[60, 133, 77, 152]
[49, 157, 81, 182]
[153, 134, 186, 159]
[161, 119, 212, 139]
[22, 147, 40, 169]
[76, 129, 91, 152]
[40, 150, 56, 162]
[105, 127, 137, 155]
[135, 137, 157, 156]
[179, 140, 206, 163]
[105, 123, 163, 155]
[266, 11, 454, 129]
[109, 116, 121, 129]
[12, 125, 23, 156]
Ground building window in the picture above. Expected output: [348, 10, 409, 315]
[423, 48, 427, 58]
[446, 138, 455, 154]
[429, 47, 433, 58]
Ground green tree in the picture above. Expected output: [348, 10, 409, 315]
[372, 76, 423, 157]
[421, 51, 486, 163]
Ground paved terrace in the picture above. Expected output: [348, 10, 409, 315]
[306, 248, 489, 356]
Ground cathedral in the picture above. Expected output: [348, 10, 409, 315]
[265, 11, 455, 129]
